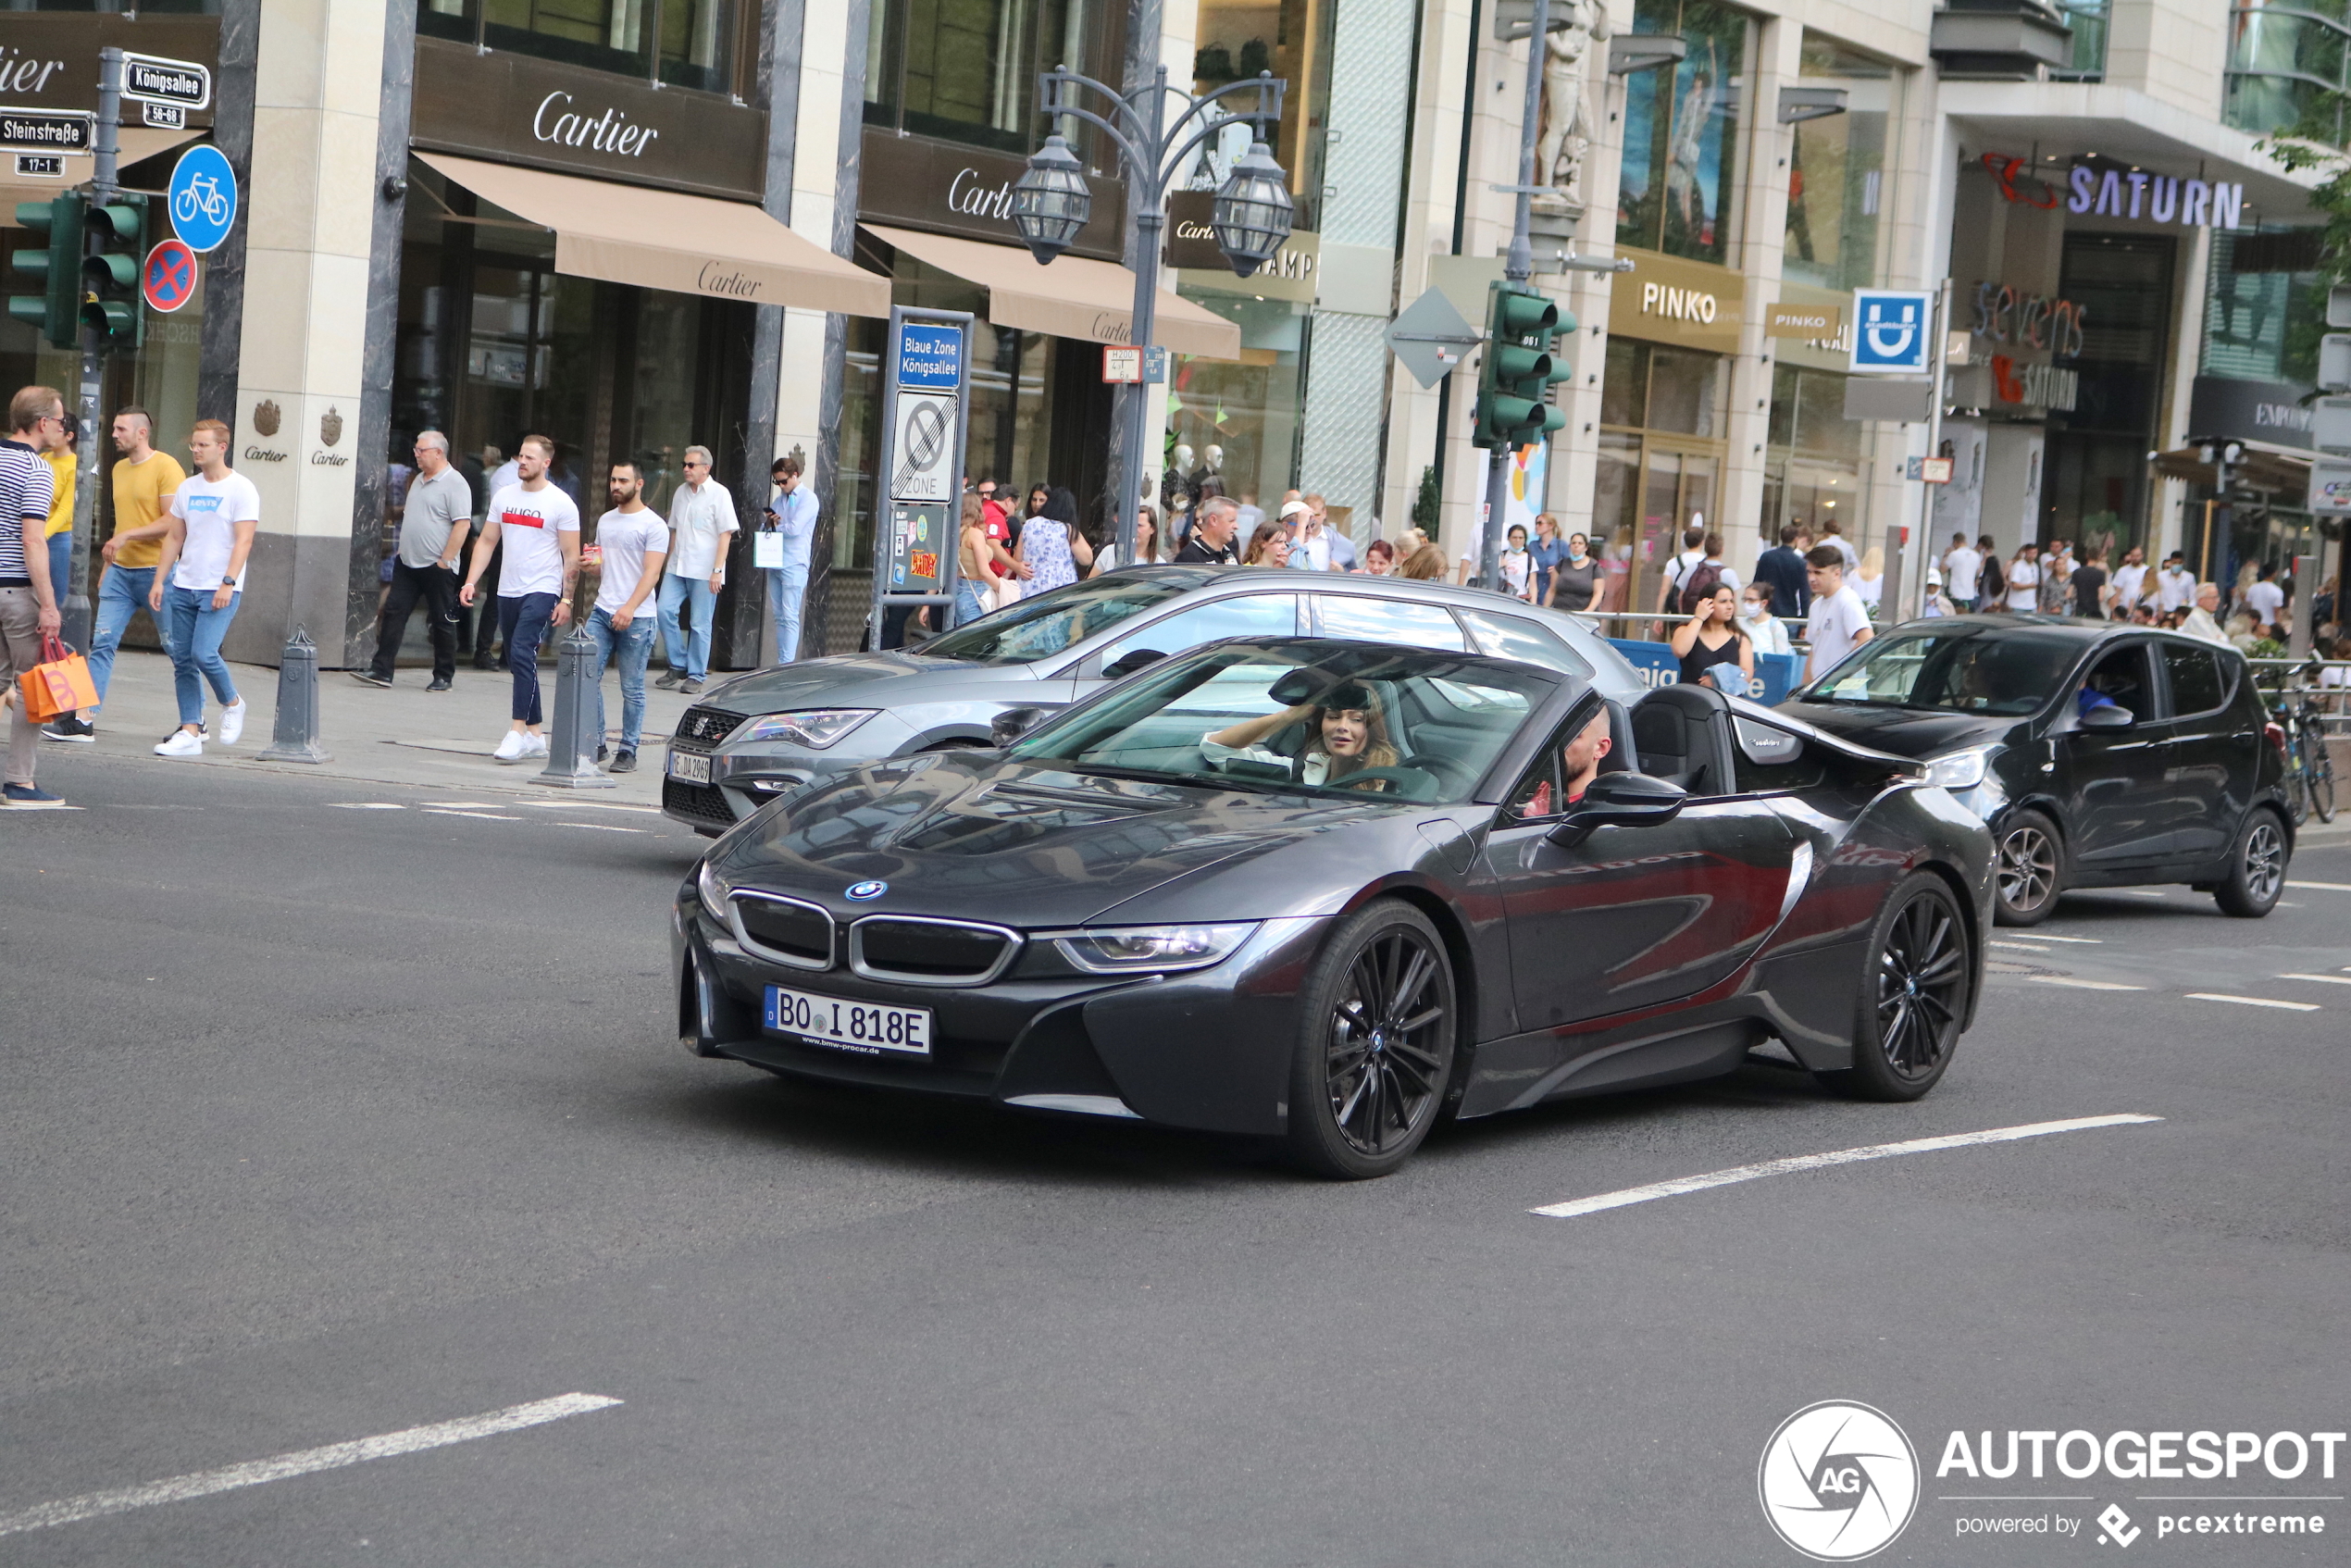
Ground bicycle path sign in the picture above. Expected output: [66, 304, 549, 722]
[167, 143, 237, 254]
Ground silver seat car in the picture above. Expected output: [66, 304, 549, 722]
[661, 564, 1644, 834]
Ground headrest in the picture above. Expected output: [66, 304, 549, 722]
[1268, 668, 1375, 709]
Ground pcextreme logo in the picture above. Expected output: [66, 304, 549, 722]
[1759, 1401, 1922, 1561]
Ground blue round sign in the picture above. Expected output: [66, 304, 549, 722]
[167, 143, 238, 255]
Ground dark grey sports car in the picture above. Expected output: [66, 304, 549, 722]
[674, 637, 1995, 1177]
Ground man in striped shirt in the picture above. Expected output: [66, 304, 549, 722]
[2, 386, 67, 803]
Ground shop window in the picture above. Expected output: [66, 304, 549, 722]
[1167, 292, 1309, 519]
[423, 0, 743, 94]
[2202, 228, 2326, 387]
[1599, 339, 1725, 439]
[1761, 364, 1866, 549]
[1781, 34, 1897, 295]
[1188, 0, 1338, 231]
[1616, 0, 1750, 267]
[865, 0, 1123, 158]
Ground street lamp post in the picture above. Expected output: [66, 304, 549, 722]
[1012, 67, 1291, 568]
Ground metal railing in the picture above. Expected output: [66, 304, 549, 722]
[2248, 657, 2351, 735]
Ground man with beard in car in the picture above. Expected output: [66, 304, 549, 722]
[1515, 709, 1614, 817]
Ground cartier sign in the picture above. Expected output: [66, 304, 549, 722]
[413, 38, 765, 202]
[859, 128, 1126, 262]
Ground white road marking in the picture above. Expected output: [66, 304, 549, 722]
[2021, 933, 2104, 944]
[549, 821, 647, 834]
[2277, 973, 2351, 987]
[2025, 976, 2145, 991]
[520, 800, 661, 815]
[2284, 879, 2351, 891]
[0, 1392, 621, 1539]
[1529, 1114, 2163, 1219]
[2183, 992, 2321, 1012]
[422, 809, 517, 822]
[330, 803, 406, 811]
[1990, 940, 2052, 952]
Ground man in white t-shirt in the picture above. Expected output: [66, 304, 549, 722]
[2155, 552, 2196, 615]
[1941, 531, 1982, 612]
[2244, 562, 2286, 636]
[1657, 523, 1710, 616]
[460, 433, 580, 763]
[2108, 545, 2147, 620]
[656, 443, 736, 693]
[586, 461, 667, 774]
[1804, 544, 1874, 684]
[2005, 543, 2043, 612]
[148, 419, 259, 759]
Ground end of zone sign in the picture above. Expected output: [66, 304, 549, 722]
[895, 324, 964, 391]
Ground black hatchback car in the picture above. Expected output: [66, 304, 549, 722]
[1784, 615, 2294, 924]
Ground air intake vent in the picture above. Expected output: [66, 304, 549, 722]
[851, 917, 1022, 985]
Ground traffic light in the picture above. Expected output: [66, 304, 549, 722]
[81, 193, 147, 351]
[6, 193, 87, 349]
[1473, 281, 1574, 450]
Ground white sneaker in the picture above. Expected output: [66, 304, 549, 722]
[492, 730, 528, 764]
[217, 698, 248, 746]
[523, 732, 550, 759]
[155, 729, 205, 759]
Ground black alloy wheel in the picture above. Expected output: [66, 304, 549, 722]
[1287, 899, 1459, 1179]
[1822, 873, 1966, 1101]
[1993, 809, 2063, 927]
[2214, 810, 2289, 918]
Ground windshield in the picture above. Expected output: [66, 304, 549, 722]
[1798, 628, 2086, 716]
[1007, 641, 1560, 805]
[922, 576, 1191, 665]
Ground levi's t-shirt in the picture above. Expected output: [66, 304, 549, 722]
[168, 469, 263, 591]
[487, 483, 581, 598]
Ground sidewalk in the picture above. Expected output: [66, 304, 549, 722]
[31, 649, 697, 805]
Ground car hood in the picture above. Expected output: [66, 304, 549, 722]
[698, 651, 1039, 715]
[713, 751, 1424, 927]
[1779, 700, 2025, 759]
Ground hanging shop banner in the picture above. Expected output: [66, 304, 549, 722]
[871, 309, 972, 613]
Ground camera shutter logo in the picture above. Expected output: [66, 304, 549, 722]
[1758, 1400, 1920, 1561]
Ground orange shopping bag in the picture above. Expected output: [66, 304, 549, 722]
[19, 633, 97, 722]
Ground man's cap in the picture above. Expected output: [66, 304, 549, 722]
[1279, 499, 1312, 520]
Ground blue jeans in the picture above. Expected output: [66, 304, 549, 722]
[89, 564, 166, 706]
[496, 591, 558, 724]
[766, 564, 809, 663]
[46, 531, 71, 604]
[952, 578, 988, 628]
[163, 583, 241, 728]
[586, 606, 654, 752]
[657, 573, 715, 678]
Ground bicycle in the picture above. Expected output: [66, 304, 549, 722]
[172, 171, 229, 229]
[2269, 674, 2338, 826]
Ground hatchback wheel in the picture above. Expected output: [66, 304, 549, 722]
[1821, 873, 1967, 1101]
[1993, 809, 2062, 927]
[1287, 900, 1458, 1179]
[2213, 810, 2288, 918]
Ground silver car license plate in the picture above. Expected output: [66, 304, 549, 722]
[765, 985, 933, 1056]
[668, 749, 712, 784]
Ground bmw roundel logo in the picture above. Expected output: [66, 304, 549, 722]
[845, 880, 889, 902]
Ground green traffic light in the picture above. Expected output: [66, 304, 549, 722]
[6, 192, 85, 349]
[79, 193, 147, 350]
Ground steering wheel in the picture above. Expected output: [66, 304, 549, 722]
[1400, 752, 1477, 797]
[1325, 765, 1437, 803]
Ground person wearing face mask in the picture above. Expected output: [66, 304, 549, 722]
[1546, 530, 1600, 613]
[1738, 582, 1792, 656]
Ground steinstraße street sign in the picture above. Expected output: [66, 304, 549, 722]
[143, 238, 198, 315]
[0, 107, 94, 155]
[119, 53, 214, 112]
[1385, 286, 1483, 388]
[166, 143, 238, 255]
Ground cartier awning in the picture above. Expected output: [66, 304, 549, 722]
[864, 223, 1241, 360]
[417, 153, 889, 317]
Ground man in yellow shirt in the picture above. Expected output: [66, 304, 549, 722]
[39, 413, 73, 602]
[43, 406, 183, 742]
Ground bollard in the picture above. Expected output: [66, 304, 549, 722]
[535, 626, 616, 789]
[255, 625, 330, 763]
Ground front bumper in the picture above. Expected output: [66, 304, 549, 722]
[670, 891, 1328, 1136]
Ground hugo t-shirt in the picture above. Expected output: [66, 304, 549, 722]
[169, 469, 264, 591]
[488, 483, 581, 597]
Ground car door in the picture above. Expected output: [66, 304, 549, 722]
[1067, 591, 1304, 697]
[1474, 712, 1797, 1031]
[2057, 641, 2175, 865]
[2157, 639, 2252, 859]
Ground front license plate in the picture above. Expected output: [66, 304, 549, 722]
[765, 985, 932, 1056]
[668, 749, 712, 784]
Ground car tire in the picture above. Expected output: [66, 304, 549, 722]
[1285, 899, 1459, 1180]
[2213, 809, 2289, 918]
[1992, 809, 2064, 927]
[1819, 873, 1968, 1102]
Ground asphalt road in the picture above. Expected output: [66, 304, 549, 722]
[4, 753, 2348, 1566]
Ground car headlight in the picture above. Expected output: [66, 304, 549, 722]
[696, 860, 731, 924]
[1052, 923, 1260, 974]
[734, 709, 877, 749]
[1924, 745, 1997, 791]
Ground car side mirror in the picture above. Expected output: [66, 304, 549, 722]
[990, 706, 1050, 747]
[1101, 647, 1165, 680]
[2080, 703, 2133, 730]
[1544, 771, 1687, 847]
